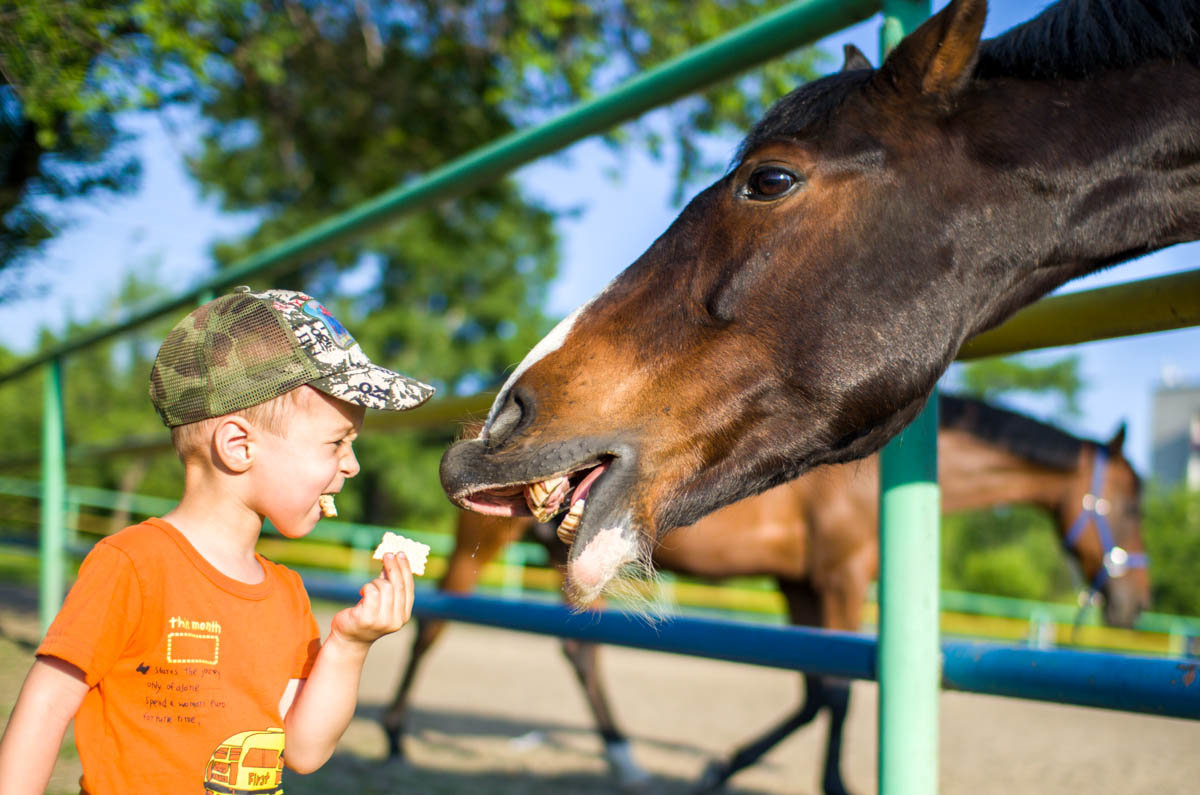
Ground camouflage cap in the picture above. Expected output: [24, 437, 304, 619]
[149, 287, 435, 427]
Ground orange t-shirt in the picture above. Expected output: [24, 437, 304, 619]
[38, 518, 322, 795]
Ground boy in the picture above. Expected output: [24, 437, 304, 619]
[0, 287, 435, 793]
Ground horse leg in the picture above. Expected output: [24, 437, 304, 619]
[540, 527, 653, 788]
[693, 671, 827, 794]
[381, 617, 446, 760]
[819, 677, 853, 795]
[380, 511, 529, 760]
[693, 579, 827, 794]
[560, 637, 653, 788]
[695, 674, 853, 795]
[812, 543, 873, 795]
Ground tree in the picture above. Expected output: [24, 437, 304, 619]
[0, 1, 821, 296]
[0, 2, 219, 295]
[2, 0, 826, 531]
[1140, 485, 1200, 615]
[175, 0, 823, 528]
[952, 353, 1085, 418]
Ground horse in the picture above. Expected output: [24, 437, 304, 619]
[388, 395, 1149, 794]
[437, 0, 1200, 603]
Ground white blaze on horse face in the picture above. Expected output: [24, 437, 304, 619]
[569, 522, 639, 602]
[482, 286, 608, 440]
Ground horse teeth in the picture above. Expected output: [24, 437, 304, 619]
[525, 476, 569, 522]
[556, 500, 585, 545]
[532, 505, 557, 523]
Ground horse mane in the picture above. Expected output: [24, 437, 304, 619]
[976, 0, 1200, 81]
[938, 393, 1091, 471]
[734, 1, 1200, 162]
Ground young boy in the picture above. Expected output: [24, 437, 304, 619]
[0, 287, 435, 793]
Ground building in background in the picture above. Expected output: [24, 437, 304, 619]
[1151, 381, 1200, 490]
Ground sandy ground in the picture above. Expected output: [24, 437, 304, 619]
[2, 588, 1198, 794]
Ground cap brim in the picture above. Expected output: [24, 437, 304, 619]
[309, 365, 435, 412]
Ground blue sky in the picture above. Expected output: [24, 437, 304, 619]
[5, 1, 1198, 475]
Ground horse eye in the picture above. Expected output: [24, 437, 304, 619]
[744, 166, 799, 200]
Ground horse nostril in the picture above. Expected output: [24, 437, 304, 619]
[487, 387, 531, 447]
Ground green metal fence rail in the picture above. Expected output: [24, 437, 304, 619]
[958, 268, 1200, 361]
[6, 475, 1198, 640]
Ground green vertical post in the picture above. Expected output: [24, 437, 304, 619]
[880, 0, 929, 54]
[40, 357, 67, 633]
[878, 393, 940, 794]
[878, 5, 934, 794]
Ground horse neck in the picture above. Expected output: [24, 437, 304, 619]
[938, 429, 1072, 514]
[952, 64, 1200, 336]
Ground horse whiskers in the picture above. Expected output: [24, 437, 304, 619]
[561, 535, 669, 623]
[604, 542, 671, 625]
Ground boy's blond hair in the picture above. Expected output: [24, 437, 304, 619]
[170, 387, 308, 461]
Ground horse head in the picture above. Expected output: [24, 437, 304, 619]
[442, 0, 1200, 601]
[1061, 424, 1151, 628]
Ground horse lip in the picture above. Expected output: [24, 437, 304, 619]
[439, 437, 635, 517]
[562, 454, 638, 558]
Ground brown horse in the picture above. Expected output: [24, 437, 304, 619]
[438, 0, 1200, 602]
[388, 395, 1149, 793]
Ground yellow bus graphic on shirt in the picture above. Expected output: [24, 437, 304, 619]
[203, 728, 285, 795]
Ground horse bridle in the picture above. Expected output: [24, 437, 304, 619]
[1063, 447, 1148, 597]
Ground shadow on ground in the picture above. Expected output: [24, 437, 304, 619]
[285, 744, 792, 795]
[287, 702, 796, 795]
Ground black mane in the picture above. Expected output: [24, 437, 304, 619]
[736, 0, 1200, 159]
[938, 393, 1092, 472]
[976, 0, 1200, 80]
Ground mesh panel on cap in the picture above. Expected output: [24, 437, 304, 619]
[150, 293, 322, 426]
[204, 296, 319, 417]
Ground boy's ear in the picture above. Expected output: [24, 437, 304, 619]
[212, 416, 254, 473]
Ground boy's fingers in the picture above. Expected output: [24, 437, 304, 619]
[401, 555, 414, 618]
[359, 579, 381, 619]
[383, 553, 411, 622]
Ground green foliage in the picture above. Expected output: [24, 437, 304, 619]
[941, 505, 1076, 602]
[0, 0, 821, 289]
[0, 265, 183, 540]
[2, 0, 826, 534]
[0, 1, 215, 281]
[1140, 485, 1200, 616]
[952, 354, 1085, 418]
[174, 0, 823, 528]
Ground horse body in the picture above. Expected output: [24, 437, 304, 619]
[392, 396, 1148, 792]
[439, 0, 1200, 601]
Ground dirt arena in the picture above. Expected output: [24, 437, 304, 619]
[2, 587, 1197, 794]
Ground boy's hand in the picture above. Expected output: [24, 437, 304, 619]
[330, 552, 414, 646]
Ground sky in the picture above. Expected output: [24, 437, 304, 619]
[4, 0, 1198, 476]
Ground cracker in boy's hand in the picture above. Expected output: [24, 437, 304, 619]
[372, 531, 429, 575]
[318, 494, 338, 518]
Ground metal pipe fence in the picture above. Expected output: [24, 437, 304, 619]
[297, 585, 1200, 721]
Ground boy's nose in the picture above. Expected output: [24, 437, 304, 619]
[342, 448, 361, 478]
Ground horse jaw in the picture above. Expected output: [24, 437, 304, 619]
[566, 520, 640, 604]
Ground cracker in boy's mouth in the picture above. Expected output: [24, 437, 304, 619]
[318, 494, 338, 518]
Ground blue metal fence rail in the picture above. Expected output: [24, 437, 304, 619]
[301, 583, 1200, 721]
